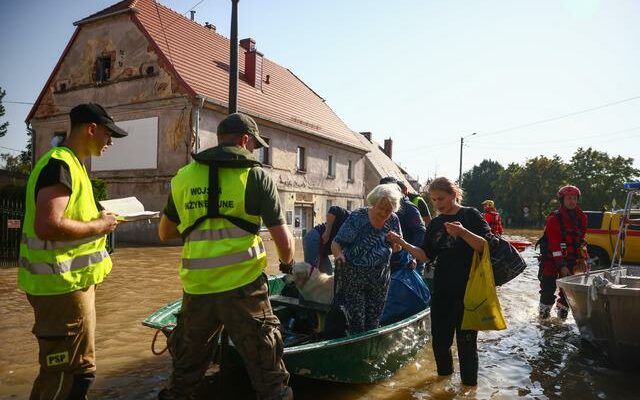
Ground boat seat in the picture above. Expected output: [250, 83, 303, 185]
[270, 295, 332, 314]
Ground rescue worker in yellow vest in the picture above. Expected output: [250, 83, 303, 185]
[157, 113, 295, 400]
[18, 103, 127, 399]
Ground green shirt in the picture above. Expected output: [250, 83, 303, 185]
[163, 145, 285, 227]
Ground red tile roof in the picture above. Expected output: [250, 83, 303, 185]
[33, 0, 367, 151]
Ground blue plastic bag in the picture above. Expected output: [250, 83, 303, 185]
[381, 268, 431, 325]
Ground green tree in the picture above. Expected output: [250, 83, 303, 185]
[567, 147, 639, 211]
[493, 163, 525, 226]
[519, 155, 568, 224]
[1, 123, 33, 174]
[0, 86, 8, 137]
[461, 159, 504, 208]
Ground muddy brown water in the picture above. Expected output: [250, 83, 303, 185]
[1, 232, 637, 399]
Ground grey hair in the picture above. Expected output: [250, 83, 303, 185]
[367, 183, 402, 212]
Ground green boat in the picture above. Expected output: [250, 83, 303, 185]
[142, 275, 431, 383]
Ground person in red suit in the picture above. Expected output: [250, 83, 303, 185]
[481, 200, 504, 235]
[538, 185, 588, 319]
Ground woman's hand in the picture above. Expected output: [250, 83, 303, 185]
[386, 231, 405, 247]
[444, 221, 466, 238]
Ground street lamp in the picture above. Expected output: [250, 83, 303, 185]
[458, 132, 476, 184]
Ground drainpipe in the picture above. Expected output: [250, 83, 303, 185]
[193, 96, 205, 154]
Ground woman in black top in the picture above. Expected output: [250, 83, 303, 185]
[387, 177, 491, 386]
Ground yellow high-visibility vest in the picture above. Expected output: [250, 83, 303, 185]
[171, 161, 266, 294]
[18, 147, 111, 295]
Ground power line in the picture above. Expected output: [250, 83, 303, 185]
[0, 145, 23, 153]
[476, 95, 640, 138]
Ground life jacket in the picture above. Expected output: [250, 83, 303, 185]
[18, 147, 111, 295]
[484, 208, 503, 235]
[536, 207, 586, 264]
[171, 157, 266, 294]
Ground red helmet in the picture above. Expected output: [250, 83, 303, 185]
[558, 185, 581, 198]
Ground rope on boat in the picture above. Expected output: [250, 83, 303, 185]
[151, 324, 176, 356]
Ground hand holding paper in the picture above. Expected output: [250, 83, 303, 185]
[99, 197, 160, 222]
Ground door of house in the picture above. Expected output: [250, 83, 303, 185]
[294, 204, 313, 237]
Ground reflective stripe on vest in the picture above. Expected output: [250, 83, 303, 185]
[21, 233, 104, 251]
[185, 226, 250, 243]
[182, 242, 265, 270]
[19, 249, 109, 275]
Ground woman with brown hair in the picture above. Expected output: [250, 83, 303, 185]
[387, 177, 491, 386]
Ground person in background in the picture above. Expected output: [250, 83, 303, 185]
[157, 113, 294, 400]
[481, 199, 504, 236]
[387, 176, 490, 387]
[405, 186, 432, 226]
[379, 177, 426, 274]
[303, 205, 350, 274]
[538, 185, 587, 320]
[331, 183, 403, 333]
[18, 103, 127, 399]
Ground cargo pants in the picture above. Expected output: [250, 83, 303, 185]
[27, 285, 97, 400]
[161, 274, 291, 400]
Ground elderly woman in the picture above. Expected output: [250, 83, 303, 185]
[387, 177, 490, 387]
[331, 183, 403, 333]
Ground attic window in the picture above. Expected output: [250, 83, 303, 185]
[96, 56, 111, 83]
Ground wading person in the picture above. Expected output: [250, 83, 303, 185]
[538, 185, 587, 320]
[303, 205, 350, 274]
[331, 183, 402, 333]
[18, 103, 127, 399]
[157, 113, 294, 400]
[387, 177, 490, 387]
[481, 199, 504, 236]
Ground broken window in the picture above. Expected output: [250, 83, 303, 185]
[96, 56, 111, 83]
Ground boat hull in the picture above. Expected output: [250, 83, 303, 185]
[557, 266, 640, 369]
[143, 275, 431, 383]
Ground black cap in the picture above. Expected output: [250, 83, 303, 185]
[217, 113, 269, 148]
[380, 176, 407, 191]
[69, 103, 128, 138]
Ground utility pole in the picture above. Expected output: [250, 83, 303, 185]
[228, 0, 239, 114]
[458, 132, 476, 184]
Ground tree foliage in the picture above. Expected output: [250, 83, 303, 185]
[459, 149, 638, 228]
[461, 159, 504, 208]
[0, 86, 8, 138]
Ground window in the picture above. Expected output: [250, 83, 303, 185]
[96, 55, 111, 83]
[347, 201, 353, 211]
[327, 155, 335, 178]
[296, 146, 306, 171]
[255, 137, 270, 165]
[347, 160, 354, 181]
[326, 199, 333, 212]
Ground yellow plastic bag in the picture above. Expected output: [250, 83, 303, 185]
[462, 241, 507, 331]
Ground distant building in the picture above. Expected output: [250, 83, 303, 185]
[27, 0, 369, 242]
[357, 132, 421, 195]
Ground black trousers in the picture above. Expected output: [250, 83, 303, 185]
[430, 296, 478, 386]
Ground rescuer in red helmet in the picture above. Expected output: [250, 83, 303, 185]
[481, 199, 504, 235]
[538, 185, 588, 319]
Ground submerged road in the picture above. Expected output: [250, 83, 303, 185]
[0, 232, 636, 399]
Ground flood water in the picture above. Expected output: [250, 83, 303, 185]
[1, 232, 637, 399]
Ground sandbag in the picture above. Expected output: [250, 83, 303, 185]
[381, 268, 431, 325]
[489, 236, 527, 286]
[462, 241, 507, 331]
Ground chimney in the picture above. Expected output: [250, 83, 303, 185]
[190, 10, 195, 21]
[360, 131, 372, 142]
[241, 38, 263, 90]
[383, 138, 393, 159]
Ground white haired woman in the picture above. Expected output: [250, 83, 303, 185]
[331, 183, 403, 333]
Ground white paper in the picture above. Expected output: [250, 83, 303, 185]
[99, 197, 160, 222]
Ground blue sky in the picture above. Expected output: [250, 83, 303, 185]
[1, 0, 639, 183]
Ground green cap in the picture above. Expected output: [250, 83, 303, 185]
[217, 113, 269, 148]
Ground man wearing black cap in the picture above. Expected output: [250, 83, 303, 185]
[18, 103, 127, 399]
[158, 113, 294, 400]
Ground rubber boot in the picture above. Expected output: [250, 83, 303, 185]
[67, 372, 95, 400]
[538, 303, 552, 319]
[556, 303, 569, 320]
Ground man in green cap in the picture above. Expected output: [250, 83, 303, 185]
[157, 112, 294, 400]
